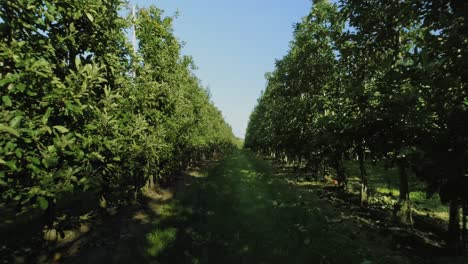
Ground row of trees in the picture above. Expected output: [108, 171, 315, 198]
[245, 0, 467, 251]
[0, 0, 234, 229]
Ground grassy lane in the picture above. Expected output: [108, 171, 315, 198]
[65, 150, 417, 264]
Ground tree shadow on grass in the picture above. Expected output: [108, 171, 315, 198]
[31, 150, 451, 264]
[114, 151, 389, 264]
[61, 151, 327, 264]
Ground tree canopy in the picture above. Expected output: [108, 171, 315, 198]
[0, 0, 235, 228]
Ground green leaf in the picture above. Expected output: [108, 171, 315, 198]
[5, 160, 17, 170]
[85, 12, 94, 22]
[42, 157, 57, 168]
[2, 95, 12, 107]
[9, 116, 23, 128]
[75, 56, 81, 67]
[53, 125, 69, 133]
[38, 126, 52, 135]
[16, 83, 26, 92]
[5, 142, 16, 151]
[90, 152, 105, 162]
[47, 145, 56, 153]
[0, 124, 20, 137]
[69, 22, 76, 32]
[0, 73, 19, 86]
[45, 12, 55, 21]
[42, 108, 52, 125]
[37, 197, 49, 210]
[77, 150, 85, 160]
[65, 101, 81, 113]
[30, 157, 40, 165]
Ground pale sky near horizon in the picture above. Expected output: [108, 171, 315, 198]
[135, 0, 312, 138]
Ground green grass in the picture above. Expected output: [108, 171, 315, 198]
[146, 227, 178, 257]
[2, 150, 459, 263]
[4, 150, 456, 263]
[65, 149, 422, 263]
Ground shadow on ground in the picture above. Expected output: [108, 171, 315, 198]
[59, 150, 452, 264]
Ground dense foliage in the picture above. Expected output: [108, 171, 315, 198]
[0, 0, 234, 228]
[245, 0, 467, 251]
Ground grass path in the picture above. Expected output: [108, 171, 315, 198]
[65, 150, 417, 264]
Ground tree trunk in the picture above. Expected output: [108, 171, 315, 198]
[448, 199, 461, 254]
[146, 174, 156, 190]
[44, 198, 56, 228]
[463, 202, 467, 253]
[393, 161, 413, 226]
[308, 157, 318, 181]
[321, 158, 326, 179]
[357, 145, 368, 207]
[335, 151, 346, 189]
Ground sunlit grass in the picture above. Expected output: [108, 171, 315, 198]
[374, 187, 399, 197]
[285, 178, 322, 188]
[155, 203, 184, 218]
[146, 228, 178, 257]
[188, 169, 208, 178]
[240, 169, 257, 178]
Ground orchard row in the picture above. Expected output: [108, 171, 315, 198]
[245, 0, 467, 252]
[0, 1, 235, 228]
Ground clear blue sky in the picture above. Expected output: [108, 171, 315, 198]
[135, 0, 312, 138]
